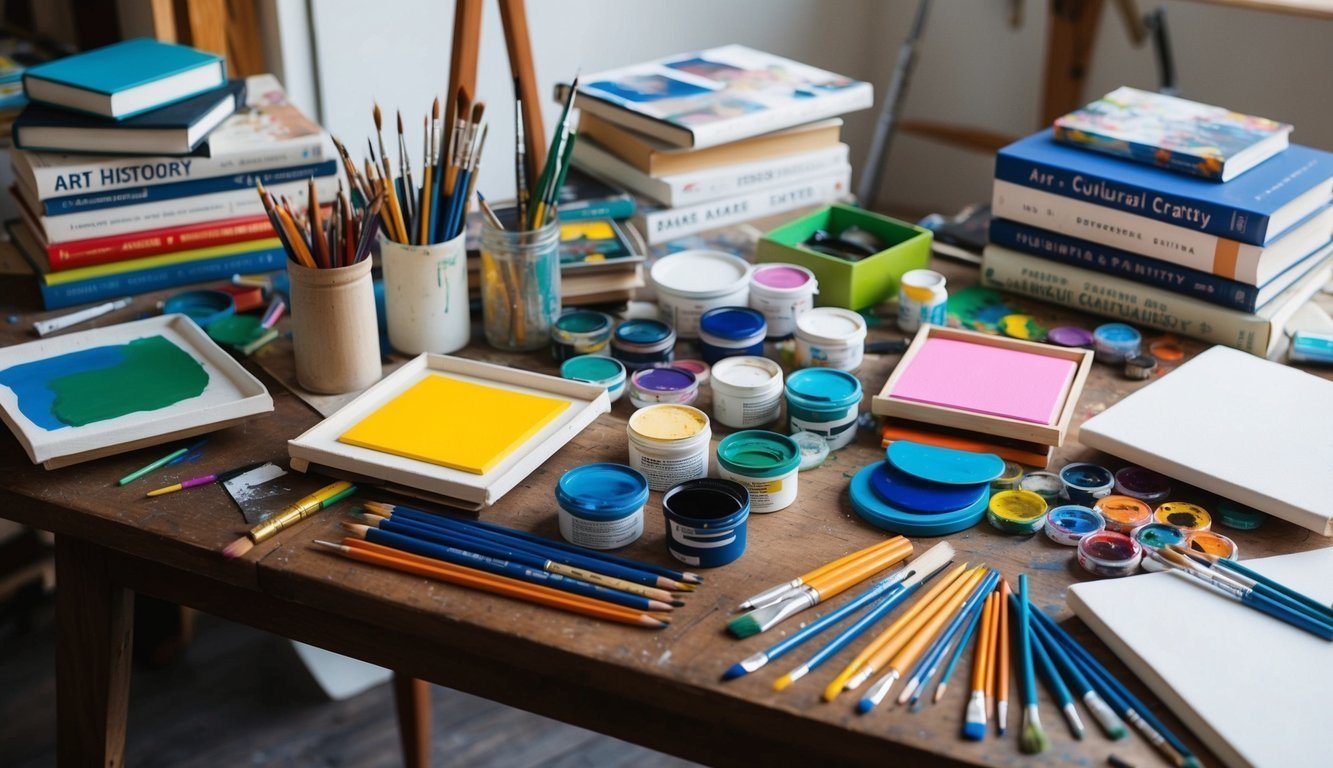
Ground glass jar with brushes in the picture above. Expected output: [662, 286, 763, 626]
[480, 206, 561, 352]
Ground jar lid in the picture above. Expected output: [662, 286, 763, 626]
[561, 355, 626, 385]
[752, 263, 815, 291]
[717, 430, 801, 478]
[785, 367, 862, 404]
[791, 431, 830, 471]
[711, 356, 780, 388]
[554, 310, 613, 335]
[615, 318, 674, 345]
[628, 404, 709, 441]
[555, 463, 649, 519]
[631, 366, 697, 393]
[650, 250, 750, 298]
[700, 307, 767, 341]
[795, 307, 867, 344]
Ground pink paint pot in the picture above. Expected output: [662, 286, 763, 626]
[749, 263, 818, 338]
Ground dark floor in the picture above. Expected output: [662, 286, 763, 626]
[0, 598, 700, 768]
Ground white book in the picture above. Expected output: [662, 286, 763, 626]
[992, 179, 1333, 286]
[1068, 548, 1333, 768]
[574, 140, 849, 208]
[635, 166, 851, 245]
[1079, 344, 1333, 536]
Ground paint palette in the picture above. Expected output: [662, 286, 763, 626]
[287, 354, 610, 510]
[0, 314, 273, 469]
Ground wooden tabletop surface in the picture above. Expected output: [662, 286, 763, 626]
[1, 245, 1329, 768]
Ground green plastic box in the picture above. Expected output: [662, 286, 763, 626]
[755, 203, 933, 310]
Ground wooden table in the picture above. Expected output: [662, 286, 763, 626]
[1, 254, 1328, 768]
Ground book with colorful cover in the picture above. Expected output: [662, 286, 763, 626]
[559, 218, 641, 272]
[556, 167, 635, 221]
[563, 45, 871, 149]
[1053, 87, 1292, 182]
[995, 131, 1333, 245]
[27, 212, 286, 271]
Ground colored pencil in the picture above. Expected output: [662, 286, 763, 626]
[318, 539, 667, 629]
[738, 537, 911, 612]
[1018, 574, 1049, 754]
[145, 461, 266, 497]
[995, 579, 1011, 735]
[117, 439, 206, 486]
[221, 481, 355, 559]
[931, 589, 986, 704]
[963, 592, 995, 740]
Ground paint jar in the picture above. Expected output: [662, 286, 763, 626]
[626, 404, 711, 492]
[1133, 523, 1188, 572]
[710, 356, 784, 429]
[672, 359, 710, 387]
[715, 430, 801, 514]
[992, 461, 1025, 492]
[480, 218, 561, 352]
[1094, 495, 1153, 534]
[987, 490, 1049, 535]
[896, 268, 947, 333]
[793, 307, 868, 371]
[749, 263, 818, 338]
[1092, 323, 1142, 363]
[288, 257, 382, 394]
[628, 367, 699, 409]
[792, 431, 831, 471]
[554, 463, 649, 550]
[1113, 466, 1172, 505]
[661, 477, 751, 567]
[549, 310, 614, 362]
[1060, 463, 1115, 505]
[1153, 501, 1212, 534]
[381, 233, 470, 356]
[698, 307, 767, 365]
[1019, 471, 1065, 504]
[560, 355, 627, 403]
[1186, 531, 1238, 560]
[1078, 531, 1143, 577]
[785, 368, 863, 451]
[1044, 505, 1104, 546]
[611, 319, 676, 372]
[650, 250, 751, 338]
[1216, 499, 1266, 530]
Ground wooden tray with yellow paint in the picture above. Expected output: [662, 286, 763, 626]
[287, 354, 611, 511]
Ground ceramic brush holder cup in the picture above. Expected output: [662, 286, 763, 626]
[382, 232, 470, 355]
[288, 257, 382, 394]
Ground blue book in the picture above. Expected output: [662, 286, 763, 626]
[39, 160, 337, 215]
[988, 218, 1329, 313]
[22, 38, 225, 120]
[13, 80, 244, 157]
[995, 131, 1333, 245]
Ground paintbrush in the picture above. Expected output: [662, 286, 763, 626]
[419, 112, 433, 244]
[222, 481, 355, 559]
[739, 537, 911, 612]
[931, 589, 986, 705]
[145, 461, 267, 497]
[1170, 545, 1333, 624]
[396, 110, 415, 230]
[893, 571, 999, 709]
[1024, 603, 1127, 739]
[514, 78, 528, 226]
[962, 592, 995, 740]
[1017, 574, 1049, 755]
[995, 579, 1011, 735]
[307, 177, 329, 268]
[1028, 611, 1084, 739]
[373, 103, 407, 242]
[475, 191, 504, 230]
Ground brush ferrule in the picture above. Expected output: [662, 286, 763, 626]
[963, 690, 987, 734]
[758, 590, 817, 633]
[738, 652, 770, 674]
[739, 580, 801, 611]
[1084, 692, 1126, 738]
[863, 670, 898, 707]
[1062, 702, 1086, 739]
[998, 700, 1008, 733]
[785, 664, 810, 683]
[846, 667, 874, 690]
[1024, 703, 1043, 729]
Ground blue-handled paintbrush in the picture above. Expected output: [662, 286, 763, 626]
[1017, 574, 1049, 754]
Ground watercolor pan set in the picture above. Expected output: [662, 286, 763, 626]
[287, 354, 609, 510]
[0, 314, 273, 468]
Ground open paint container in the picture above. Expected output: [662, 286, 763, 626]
[1153, 501, 1212, 534]
[1044, 505, 1103, 546]
[715, 430, 801, 514]
[1060, 463, 1115, 505]
[560, 355, 627, 403]
[1113, 466, 1172, 505]
[1094, 495, 1153, 534]
[611, 319, 676, 371]
[1018, 471, 1064, 503]
[987, 490, 1049, 535]
[626, 404, 711, 492]
[628, 366, 699, 409]
[1077, 530, 1143, 577]
[1133, 523, 1188, 572]
[554, 463, 649, 550]
[1186, 530, 1238, 560]
[550, 310, 614, 362]
[992, 461, 1025, 492]
[661, 478, 751, 568]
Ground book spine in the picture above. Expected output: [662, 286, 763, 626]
[980, 244, 1273, 355]
[44, 215, 279, 270]
[40, 161, 338, 215]
[637, 166, 851, 245]
[994, 149, 1268, 242]
[26, 137, 327, 198]
[38, 176, 341, 242]
[687, 84, 872, 149]
[38, 247, 287, 310]
[1052, 125, 1224, 181]
[991, 180, 1264, 283]
[987, 218, 1260, 312]
[558, 198, 636, 222]
[659, 144, 851, 207]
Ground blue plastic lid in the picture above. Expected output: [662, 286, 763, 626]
[555, 463, 650, 520]
[717, 430, 800, 478]
[885, 441, 1005, 486]
[1094, 323, 1141, 345]
[849, 462, 988, 537]
[700, 307, 766, 341]
[561, 355, 625, 384]
[785, 368, 862, 405]
[164, 289, 234, 327]
[615, 319, 673, 345]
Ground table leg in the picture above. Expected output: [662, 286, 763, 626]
[393, 673, 432, 768]
[55, 535, 134, 767]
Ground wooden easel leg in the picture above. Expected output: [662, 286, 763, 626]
[445, 0, 484, 140]
[55, 535, 134, 768]
[393, 673, 432, 768]
[498, 0, 546, 181]
[1040, 0, 1106, 125]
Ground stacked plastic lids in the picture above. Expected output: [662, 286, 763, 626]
[848, 441, 1002, 536]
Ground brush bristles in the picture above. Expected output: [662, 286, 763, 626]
[222, 536, 254, 559]
[725, 612, 763, 639]
[772, 674, 794, 692]
[373, 103, 382, 129]
[1020, 705, 1050, 754]
[1085, 692, 1128, 740]
[720, 663, 748, 681]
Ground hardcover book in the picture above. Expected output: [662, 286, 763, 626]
[556, 167, 635, 221]
[22, 38, 226, 119]
[1053, 87, 1292, 182]
[564, 45, 871, 149]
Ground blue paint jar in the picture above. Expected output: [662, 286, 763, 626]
[550, 310, 613, 362]
[784, 368, 863, 450]
[555, 463, 650, 550]
[661, 478, 750, 568]
[611, 319, 676, 371]
[698, 306, 767, 365]
[560, 355, 627, 403]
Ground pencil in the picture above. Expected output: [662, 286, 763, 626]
[320, 538, 667, 629]
[222, 481, 354, 558]
[117, 439, 207, 486]
[307, 178, 329, 268]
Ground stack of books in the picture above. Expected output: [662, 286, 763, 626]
[565, 45, 869, 246]
[982, 87, 1333, 357]
[551, 168, 645, 305]
[5, 39, 335, 309]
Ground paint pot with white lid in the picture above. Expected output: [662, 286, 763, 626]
[555, 463, 649, 550]
[793, 307, 868, 371]
[709, 356, 783, 429]
[650, 250, 751, 338]
[896, 269, 947, 333]
[749, 263, 818, 338]
[715, 430, 801, 514]
[626, 404, 712, 491]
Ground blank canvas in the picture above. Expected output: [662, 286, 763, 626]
[888, 337, 1077, 424]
